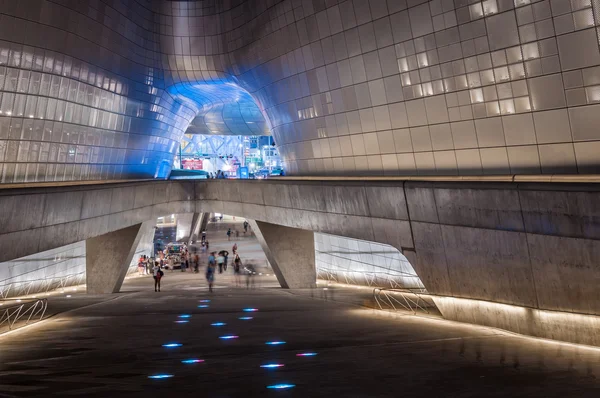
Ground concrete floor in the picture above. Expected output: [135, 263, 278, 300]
[1, 271, 600, 397]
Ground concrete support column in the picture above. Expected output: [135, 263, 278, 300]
[86, 222, 149, 294]
[187, 212, 208, 245]
[176, 213, 194, 242]
[249, 220, 316, 289]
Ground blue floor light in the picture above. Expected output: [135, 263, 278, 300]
[199, 299, 211, 303]
[243, 308, 258, 312]
[266, 341, 286, 345]
[198, 304, 209, 308]
[219, 335, 239, 340]
[181, 359, 205, 364]
[238, 316, 253, 320]
[296, 352, 317, 357]
[267, 384, 295, 389]
[178, 314, 191, 318]
[162, 343, 182, 348]
[211, 322, 226, 327]
[260, 363, 284, 369]
[148, 374, 173, 379]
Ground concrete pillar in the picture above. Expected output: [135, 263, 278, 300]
[86, 222, 149, 294]
[176, 213, 194, 242]
[187, 212, 208, 245]
[249, 220, 316, 289]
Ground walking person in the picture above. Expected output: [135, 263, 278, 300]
[216, 251, 225, 274]
[138, 255, 145, 275]
[244, 263, 256, 289]
[153, 262, 164, 292]
[181, 252, 187, 272]
[226, 228, 232, 241]
[206, 252, 216, 292]
[145, 257, 151, 275]
[233, 253, 242, 287]
[232, 242, 238, 254]
[222, 250, 229, 272]
[193, 253, 200, 273]
[243, 221, 248, 234]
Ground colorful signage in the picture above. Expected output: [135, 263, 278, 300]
[182, 158, 203, 170]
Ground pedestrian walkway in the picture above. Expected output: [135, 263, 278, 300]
[1, 271, 600, 396]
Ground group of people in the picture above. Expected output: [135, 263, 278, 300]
[145, 222, 257, 293]
[226, 221, 250, 241]
[137, 255, 153, 275]
[204, 241, 255, 291]
[207, 170, 227, 179]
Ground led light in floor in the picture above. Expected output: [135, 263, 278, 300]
[178, 314, 191, 318]
[162, 343, 182, 348]
[198, 305, 209, 308]
[148, 374, 173, 379]
[199, 299, 211, 303]
[243, 308, 258, 312]
[260, 363, 284, 369]
[266, 341, 286, 345]
[296, 352, 317, 357]
[181, 359, 205, 364]
[174, 320, 189, 324]
[220, 335, 239, 340]
[238, 316, 253, 320]
[211, 322, 226, 327]
[267, 384, 295, 390]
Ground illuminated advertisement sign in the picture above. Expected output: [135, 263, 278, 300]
[182, 158, 204, 170]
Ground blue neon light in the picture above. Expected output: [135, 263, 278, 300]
[162, 343, 182, 348]
[181, 359, 205, 364]
[178, 314, 191, 318]
[174, 320, 189, 324]
[296, 352, 317, 357]
[148, 374, 173, 379]
[243, 308, 258, 312]
[219, 335, 239, 340]
[266, 341, 286, 345]
[166, 81, 271, 136]
[198, 305, 209, 308]
[260, 364, 284, 369]
[238, 316, 253, 320]
[211, 322, 226, 327]
[267, 384, 295, 389]
[199, 299, 211, 303]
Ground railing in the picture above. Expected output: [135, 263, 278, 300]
[373, 287, 436, 315]
[0, 272, 85, 299]
[0, 298, 48, 334]
[317, 268, 425, 290]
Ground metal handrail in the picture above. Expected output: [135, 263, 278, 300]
[0, 298, 48, 334]
[373, 287, 435, 315]
[317, 269, 424, 289]
[0, 272, 85, 299]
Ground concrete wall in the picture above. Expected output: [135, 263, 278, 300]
[2, 179, 600, 345]
[0, 181, 194, 262]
